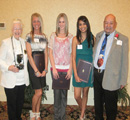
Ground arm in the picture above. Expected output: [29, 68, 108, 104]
[72, 37, 81, 82]
[65, 35, 73, 80]
[26, 42, 41, 77]
[49, 48, 59, 79]
[65, 54, 72, 80]
[120, 37, 129, 88]
[93, 36, 96, 46]
[0, 40, 19, 73]
[41, 45, 48, 77]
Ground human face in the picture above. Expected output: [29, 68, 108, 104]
[32, 16, 41, 31]
[104, 15, 117, 34]
[58, 17, 66, 31]
[12, 23, 22, 40]
[78, 20, 87, 33]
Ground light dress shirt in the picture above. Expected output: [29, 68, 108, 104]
[94, 31, 115, 69]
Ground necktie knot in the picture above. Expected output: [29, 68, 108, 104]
[105, 34, 109, 38]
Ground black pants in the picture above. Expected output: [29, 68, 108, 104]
[4, 85, 26, 120]
[94, 68, 118, 120]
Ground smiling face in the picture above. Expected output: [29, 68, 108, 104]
[32, 16, 41, 31]
[78, 20, 87, 33]
[58, 17, 66, 31]
[12, 23, 22, 40]
[104, 14, 117, 34]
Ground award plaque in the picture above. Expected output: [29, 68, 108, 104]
[51, 72, 70, 90]
[77, 59, 92, 83]
[33, 53, 45, 73]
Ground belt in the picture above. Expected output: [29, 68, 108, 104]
[94, 67, 104, 73]
[58, 72, 67, 75]
[32, 51, 44, 54]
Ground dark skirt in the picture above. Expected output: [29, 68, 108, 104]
[27, 51, 46, 89]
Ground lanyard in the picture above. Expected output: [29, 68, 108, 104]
[11, 36, 24, 66]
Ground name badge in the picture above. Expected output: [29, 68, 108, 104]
[116, 40, 122, 46]
[34, 38, 39, 43]
[77, 45, 83, 49]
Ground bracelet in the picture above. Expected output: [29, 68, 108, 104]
[44, 69, 48, 73]
[35, 71, 39, 76]
[35, 71, 38, 73]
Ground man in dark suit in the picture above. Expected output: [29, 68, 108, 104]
[93, 14, 129, 120]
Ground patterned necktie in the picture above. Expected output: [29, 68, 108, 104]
[97, 34, 109, 67]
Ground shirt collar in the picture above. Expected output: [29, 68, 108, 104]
[104, 31, 115, 39]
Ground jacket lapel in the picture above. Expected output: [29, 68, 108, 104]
[93, 31, 104, 59]
[107, 31, 117, 58]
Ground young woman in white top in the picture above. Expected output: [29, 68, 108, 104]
[49, 13, 73, 120]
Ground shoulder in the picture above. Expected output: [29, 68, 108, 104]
[0, 37, 12, 49]
[26, 33, 31, 38]
[50, 32, 56, 37]
[25, 33, 31, 39]
[68, 33, 73, 38]
[39, 34, 48, 43]
[49, 32, 56, 42]
[2, 37, 11, 44]
[116, 31, 128, 41]
[67, 33, 73, 41]
[25, 33, 31, 43]
[20, 37, 26, 44]
[20, 37, 25, 41]
[96, 31, 104, 38]
[72, 36, 78, 43]
[41, 33, 47, 39]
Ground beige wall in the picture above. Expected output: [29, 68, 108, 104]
[0, 0, 130, 104]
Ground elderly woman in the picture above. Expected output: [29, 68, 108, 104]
[0, 19, 29, 120]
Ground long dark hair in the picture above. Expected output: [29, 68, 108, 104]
[76, 16, 94, 48]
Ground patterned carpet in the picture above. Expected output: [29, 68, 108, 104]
[0, 102, 130, 120]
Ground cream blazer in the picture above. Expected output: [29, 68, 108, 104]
[0, 37, 29, 88]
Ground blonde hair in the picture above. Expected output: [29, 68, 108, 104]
[31, 13, 43, 41]
[56, 13, 68, 36]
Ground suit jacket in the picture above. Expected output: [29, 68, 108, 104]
[93, 31, 129, 91]
[0, 37, 29, 88]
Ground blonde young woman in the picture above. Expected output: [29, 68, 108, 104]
[49, 13, 73, 120]
[26, 13, 48, 120]
[72, 16, 94, 120]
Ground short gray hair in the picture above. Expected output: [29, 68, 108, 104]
[12, 19, 23, 29]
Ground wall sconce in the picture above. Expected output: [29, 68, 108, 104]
[0, 23, 5, 30]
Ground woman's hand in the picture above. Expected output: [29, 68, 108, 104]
[35, 71, 42, 77]
[65, 69, 72, 80]
[41, 71, 46, 77]
[53, 69, 59, 79]
[75, 75, 81, 82]
[8, 65, 19, 73]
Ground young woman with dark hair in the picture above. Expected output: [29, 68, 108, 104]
[72, 16, 94, 120]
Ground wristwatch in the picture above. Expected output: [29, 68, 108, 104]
[35, 71, 39, 76]
[44, 69, 48, 73]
